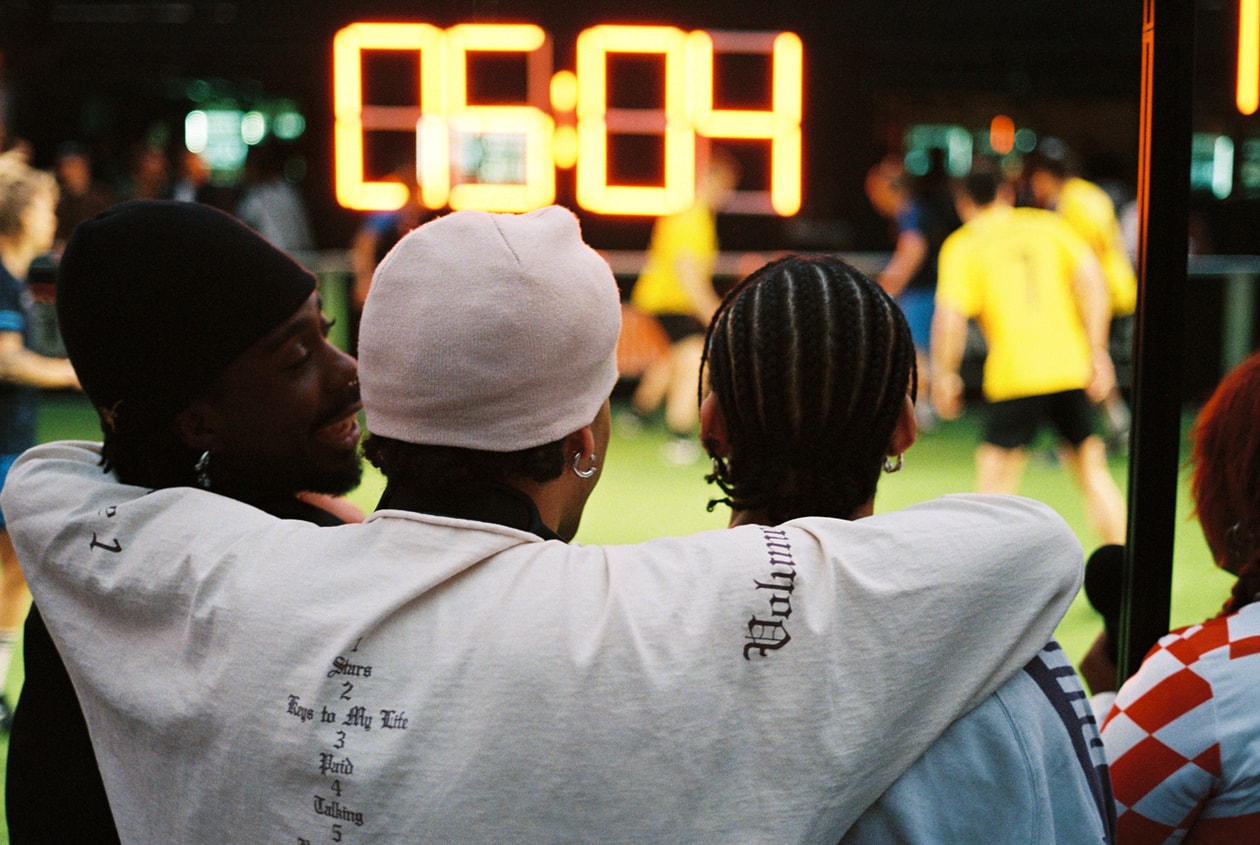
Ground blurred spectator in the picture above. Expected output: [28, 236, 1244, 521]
[349, 164, 428, 351]
[52, 142, 112, 252]
[0, 152, 80, 728]
[234, 142, 313, 253]
[170, 149, 210, 203]
[3, 138, 31, 164]
[116, 143, 170, 202]
[350, 164, 425, 313]
[864, 151, 961, 431]
[172, 149, 238, 212]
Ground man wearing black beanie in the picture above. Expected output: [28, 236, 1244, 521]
[6, 200, 364, 843]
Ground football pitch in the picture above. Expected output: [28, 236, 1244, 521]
[0, 389, 1232, 840]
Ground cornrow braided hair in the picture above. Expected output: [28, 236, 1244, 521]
[701, 254, 917, 524]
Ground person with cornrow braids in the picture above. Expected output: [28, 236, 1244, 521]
[700, 254, 1115, 842]
[1101, 349, 1260, 844]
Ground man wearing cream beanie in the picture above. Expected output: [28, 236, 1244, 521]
[4, 205, 1081, 843]
[357, 205, 619, 541]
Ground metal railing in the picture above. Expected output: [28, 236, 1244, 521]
[304, 248, 1260, 387]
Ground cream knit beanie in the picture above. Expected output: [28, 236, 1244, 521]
[359, 206, 621, 451]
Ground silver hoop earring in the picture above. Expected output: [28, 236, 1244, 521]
[194, 450, 212, 489]
[708, 455, 730, 484]
[883, 454, 904, 474]
[572, 452, 598, 479]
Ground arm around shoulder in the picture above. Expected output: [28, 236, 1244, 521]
[806, 493, 1083, 620]
[922, 493, 1085, 605]
[2, 440, 285, 589]
[778, 495, 1084, 825]
[854, 493, 1084, 673]
[1, 441, 118, 520]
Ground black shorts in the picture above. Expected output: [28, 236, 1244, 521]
[983, 389, 1098, 450]
[655, 313, 707, 343]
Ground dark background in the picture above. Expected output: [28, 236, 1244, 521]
[0, 0, 1251, 249]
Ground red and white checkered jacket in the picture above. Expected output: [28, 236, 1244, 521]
[1102, 601, 1260, 844]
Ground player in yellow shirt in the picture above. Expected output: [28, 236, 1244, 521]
[1026, 156, 1136, 317]
[1026, 150, 1137, 450]
[629, 151, 738, 462]
[931, 168, 1126, 546]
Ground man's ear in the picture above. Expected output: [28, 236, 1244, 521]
[563, 423, 597, 462]
[699, 392, 729, 457]
[887, 395, 918, 457]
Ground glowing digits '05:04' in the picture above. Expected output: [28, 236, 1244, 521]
[333, 22, 804, 217]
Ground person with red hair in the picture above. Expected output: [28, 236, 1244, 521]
[1101, 348, 1260, 843]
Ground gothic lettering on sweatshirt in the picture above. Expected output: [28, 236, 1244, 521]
[745, 526, 797, 659]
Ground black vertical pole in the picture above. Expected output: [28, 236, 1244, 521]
[1118, 0, 1196, 681]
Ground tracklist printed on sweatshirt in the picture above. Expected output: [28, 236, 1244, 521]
[285, 638, 410, 843]
[78, 500, 406, 842]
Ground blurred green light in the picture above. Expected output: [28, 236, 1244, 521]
[274, 111, 306, 141]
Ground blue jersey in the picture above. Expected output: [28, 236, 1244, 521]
[0, 260, 38, 456]
[894, 190, 959, 293]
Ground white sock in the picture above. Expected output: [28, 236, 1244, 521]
[0, 628, 19, 698]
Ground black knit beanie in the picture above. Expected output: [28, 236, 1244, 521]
[57, 200, 317, 427]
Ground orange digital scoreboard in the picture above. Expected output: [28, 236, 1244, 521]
[1241, 0, 1259, 115]
[332, 23, 803, 217]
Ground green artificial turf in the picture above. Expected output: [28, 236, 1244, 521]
[0, 389, 1230, 842]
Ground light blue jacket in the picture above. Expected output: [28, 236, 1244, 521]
[842, 642, 1116, 844]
